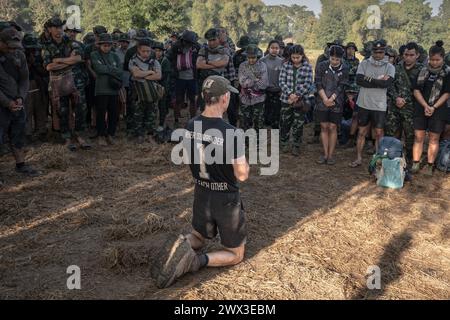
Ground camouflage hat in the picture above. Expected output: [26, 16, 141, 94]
[202, 75, 239, 98]
[152, 41, 164, 50]
[97, 33, 113, 45]
[112, 28, 123, 34]
[22, 33, 42, 49]
[237, 35, 250, 49]
[46, 17, 66, 28]
[93, 25, 108, 35]
[0, 27, 23, 49]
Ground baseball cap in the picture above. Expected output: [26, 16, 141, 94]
[0, 27, 23, 49]
[202, 76, 239, 98]
[372, 39, 387, 51]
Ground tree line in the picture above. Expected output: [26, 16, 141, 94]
[2, 0, 449, 49]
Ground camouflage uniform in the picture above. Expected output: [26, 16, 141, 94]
[42, 35, 81, 140]
[386, 62, 422, 160]
[71, 40, 89, 134]
[280, 104, 306, 147]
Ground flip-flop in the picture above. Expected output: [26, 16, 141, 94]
[349, 160, 362, 168]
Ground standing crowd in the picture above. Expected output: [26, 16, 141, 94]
[1, 18, 450, 186]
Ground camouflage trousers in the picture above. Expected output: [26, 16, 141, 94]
[127, 85, 136, 136]
[74, 85, 88, 134]
[280, 103, 305, 147]
[385, 106, 415, 159]
[264, 92, 282, 129]
[239, 102, 265, 131]
[158, 94, 169, 127]
[133, 100, 157, 137]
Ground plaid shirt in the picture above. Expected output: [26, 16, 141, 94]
[222, 47, 237, 82]
[279, 60, 313, 104]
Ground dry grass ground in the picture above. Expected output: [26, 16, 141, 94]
[0, 121, 448, 300]
[0, 50, 448, 300]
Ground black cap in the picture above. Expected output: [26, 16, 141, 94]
[46, 17, 66, 28]
[205, 28, 219, 41]
[180, 30, 198, 44]
[152, 41, 164, 50]
[202, 75, 239, 98]
[97, 33, 113, 45]
[93, 25, 108, 35]
[372, 39, 387, 51]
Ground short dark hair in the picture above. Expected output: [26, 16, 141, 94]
[404, 42, 419, 53]
[429, 40, 445, 58]
[329, 45, 345, 58]
[267, 40, 280, 51]
[290, 44, 309, 63]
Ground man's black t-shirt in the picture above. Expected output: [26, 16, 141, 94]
[185, 115, 245, 193]
[414, 72, 450, 120]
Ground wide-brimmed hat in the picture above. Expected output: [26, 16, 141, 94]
[97, 33, 113, 45]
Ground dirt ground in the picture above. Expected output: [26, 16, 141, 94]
[0, 117, 449, 300]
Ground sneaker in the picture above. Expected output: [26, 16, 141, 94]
[410, 162, 420, 174]
[317, 155, 327, 164]
[424, 164, 434, 176]
[327, 158, 336, 166]
[292, 146, 300, 156]
[15, 164, 40, 177]
[151, 235, 200, 289]
[65, 139, 77, 152]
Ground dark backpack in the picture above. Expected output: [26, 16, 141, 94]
[436, 140, 450, 172]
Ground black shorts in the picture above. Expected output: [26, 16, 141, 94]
[413, 116, 447, 134]
[357, 108, 386, 129]
[0, 107, 26, 149]
[315, 110, 342, 125]
[192, 186, 247, 249]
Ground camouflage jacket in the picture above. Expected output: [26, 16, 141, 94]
[344, 56, 360, 84]
[71, 40, 90, 88]
[388, 61, 422, 112]
[42, 35, 82, 74]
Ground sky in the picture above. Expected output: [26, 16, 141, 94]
[263, 0, 443, 16]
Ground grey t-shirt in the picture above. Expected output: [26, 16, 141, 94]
[128, 55, 161, 83]
[356, 57, 396, 112]
[178, 47, 194, 80]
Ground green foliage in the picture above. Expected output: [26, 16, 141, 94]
[2, 0, 449, 50]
